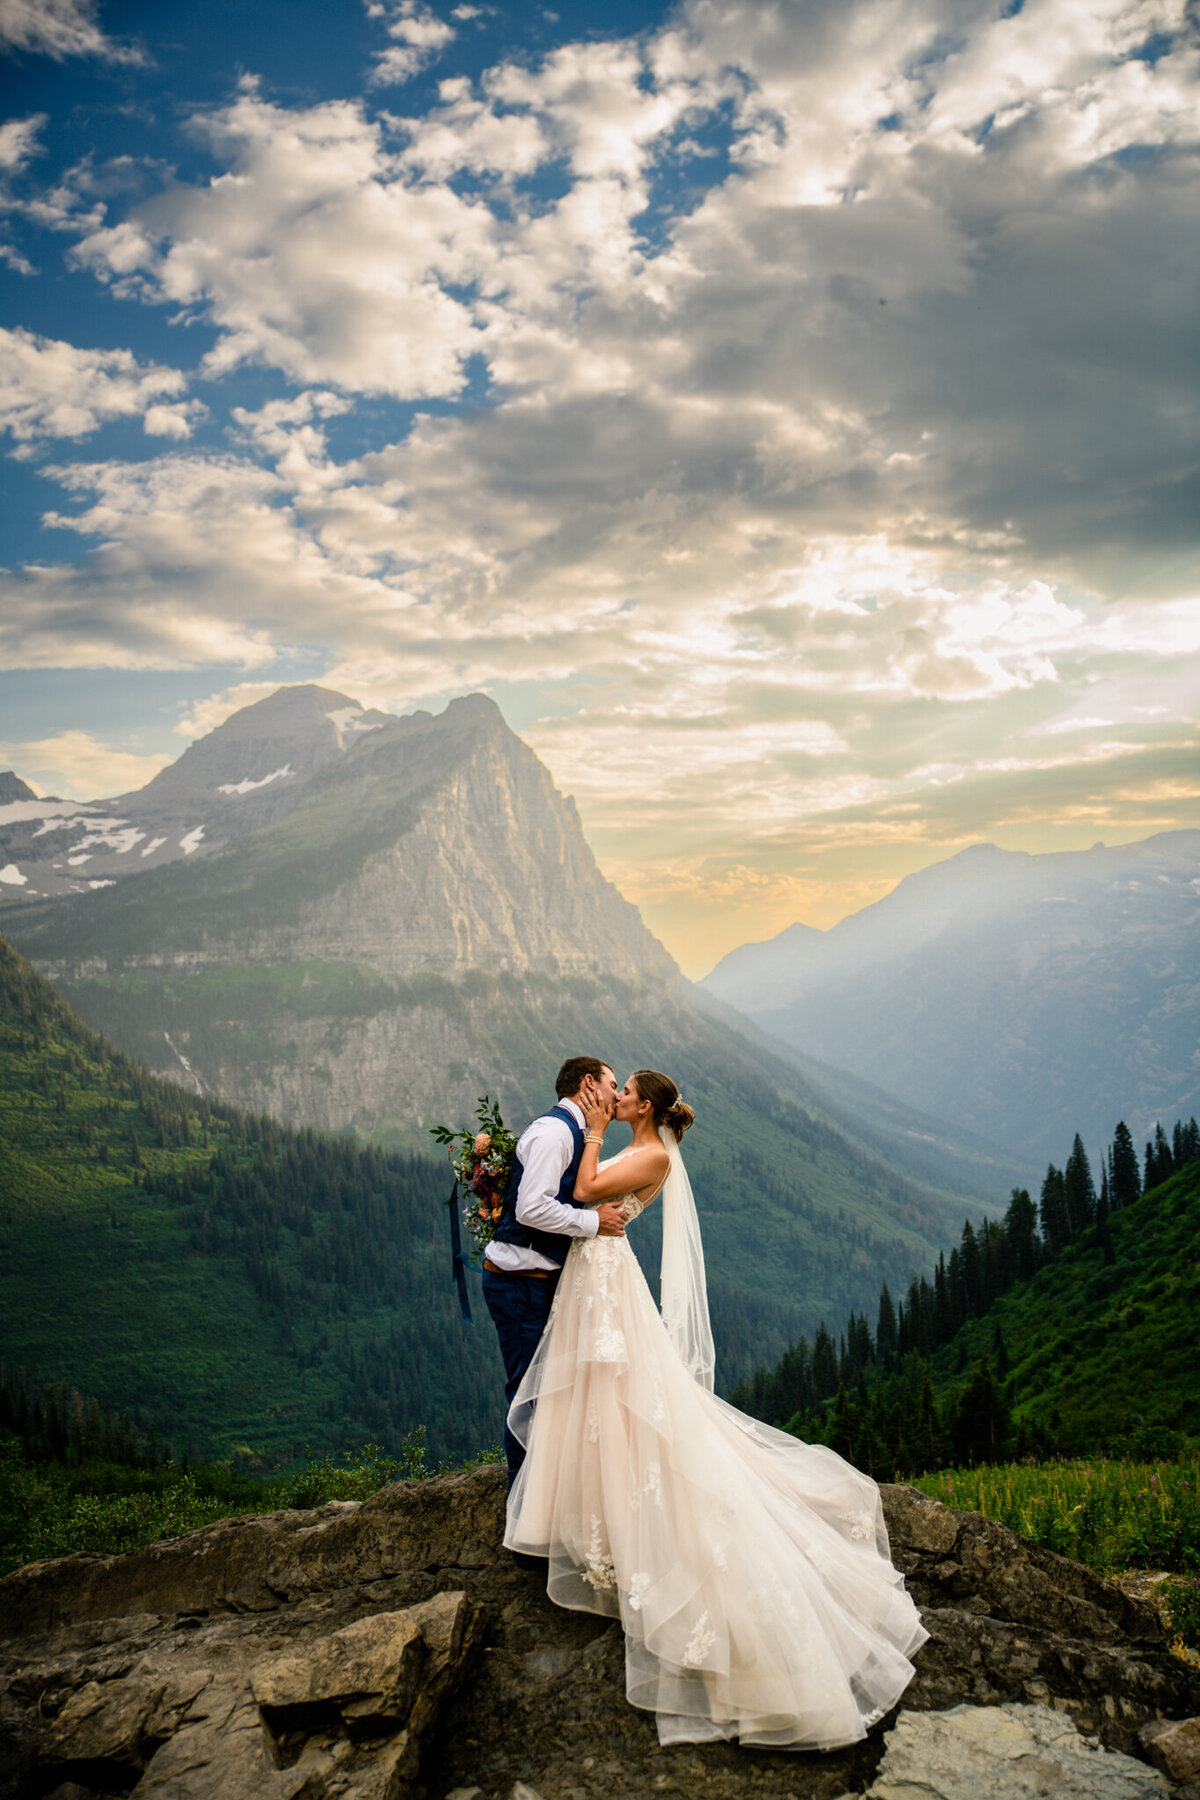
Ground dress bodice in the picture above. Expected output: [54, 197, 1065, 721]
[584, 1148, 655, 1226]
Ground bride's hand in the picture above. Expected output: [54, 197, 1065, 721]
[584, 1099, 611, 1135]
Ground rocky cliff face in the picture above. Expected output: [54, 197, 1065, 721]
[1, 1466, 1196, 1800]
[2, 689, 682, 1126]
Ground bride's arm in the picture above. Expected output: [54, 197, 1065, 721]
[574, 1104, 669, 1201]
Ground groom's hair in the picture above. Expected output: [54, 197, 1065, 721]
[555, 1055, 608, 1099]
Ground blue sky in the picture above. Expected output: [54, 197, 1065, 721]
[1, 0, 1198, 972]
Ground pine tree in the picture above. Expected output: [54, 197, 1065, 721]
[1063, 1134, 1096, 1235]
[1109, 1121, 1140, 1209]
[1004, 1187, 1038, 1280]
[1039, 1164, 1067, 1251]
[960, 1221, 982, 1316]
[875, 1281, 898, 1368]
[811, 1323, 839, 1405]
[952, 1355, 1011, 1465]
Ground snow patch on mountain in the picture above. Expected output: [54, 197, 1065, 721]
[0, 801, 94, 828]
[77, 825, 145, 856]
[325, 709, 383, 747]
[179, 826, 205, 855]
[141, 837, 167, 858]
[217, 765, 294, 797]
[0, 864, 27, 885]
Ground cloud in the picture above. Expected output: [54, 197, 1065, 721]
[0, 327, 192, 445]
[73, 84, 490, 399]
[0, 730, 171, 800]
[6, 0, 1199, 964]
[0, 115, 45, 171]
[0, 0, 140, 61]
[367, 1, 455, 85]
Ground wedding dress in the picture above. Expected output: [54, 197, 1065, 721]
[504, 1138, 928, 1750]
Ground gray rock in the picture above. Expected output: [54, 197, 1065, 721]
[866, 1702, 1168, 1799]
[2, 1467, 1199, 1800]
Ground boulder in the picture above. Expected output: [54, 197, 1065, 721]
[1, 1466, 1198, 1800]
[865, 1702, 1168, 1799]
[1140, 1714, 1200, 1785]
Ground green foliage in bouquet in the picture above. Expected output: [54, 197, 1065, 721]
[430, 1095, 518, 1263]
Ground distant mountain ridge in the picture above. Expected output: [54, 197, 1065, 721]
[702, 833, 1200, 1164]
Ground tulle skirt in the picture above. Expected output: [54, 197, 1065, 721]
[504, 1233, 928, 1749]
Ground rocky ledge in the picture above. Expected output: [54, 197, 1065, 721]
[1, 1466, 1198, 1800]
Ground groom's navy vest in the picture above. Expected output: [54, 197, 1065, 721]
[491, 1104, 587, 1268]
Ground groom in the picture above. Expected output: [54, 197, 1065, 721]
[483, 1055, 626, 1489]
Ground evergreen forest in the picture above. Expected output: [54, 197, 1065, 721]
[732, 1122, 1200, 1476]
[0, 933, 504, 1466]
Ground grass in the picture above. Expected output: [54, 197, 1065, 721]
[0, 1431, 502, 1576]
[909, 1456, 1200, 1574]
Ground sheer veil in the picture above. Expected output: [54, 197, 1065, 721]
[658, 1131, 715, 1392]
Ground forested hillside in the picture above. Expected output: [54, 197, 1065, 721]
[0, 933, 502, 1465]
[734, 1123, 1200, 1474]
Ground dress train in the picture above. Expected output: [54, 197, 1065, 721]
[504, 1187, 928, 1750]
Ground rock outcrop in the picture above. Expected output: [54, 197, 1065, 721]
[865, 1702, 1169, 1799]
[2, 1467, 1198, 1800]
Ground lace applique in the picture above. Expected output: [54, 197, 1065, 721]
[587, 1401, 600, 1444]
[593, 1321, 627, 1362]
[682, 1611, 715, 1667]
[712, 1542, 728, 1570]
[843, 1507, 875, 1543]
[650, 1380, 667, 1429]
[643, 1461, 664, 1509]
[582, 1515, 615, 1591]
[628, 1572, 650, 1612]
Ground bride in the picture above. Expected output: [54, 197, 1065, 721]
[504, 1068, 928, 1751]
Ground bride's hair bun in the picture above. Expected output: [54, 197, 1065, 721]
[663, 1097, 694, 1140]
[631, 1068, 695, 1141]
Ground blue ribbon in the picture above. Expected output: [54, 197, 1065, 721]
[447, 1177, 473, 1326]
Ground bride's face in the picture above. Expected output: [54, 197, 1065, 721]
[615, 1077, 646, 1125]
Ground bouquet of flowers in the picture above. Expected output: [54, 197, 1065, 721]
[430, 1094, 518, 1264]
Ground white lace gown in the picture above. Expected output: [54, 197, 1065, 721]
[504, 1174, 929, 1751]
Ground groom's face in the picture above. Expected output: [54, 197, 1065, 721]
[584, 1065, 619, 1116]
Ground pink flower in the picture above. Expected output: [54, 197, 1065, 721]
[474, 1132, 492, 1156]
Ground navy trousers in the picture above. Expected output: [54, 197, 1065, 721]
[482, 1265, 561, 1488]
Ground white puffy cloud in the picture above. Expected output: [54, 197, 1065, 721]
[0, 327, 191, 445]
[74, 84, 491, 399]
[0, 0, 139, 60]
[367, 1, 455, 85]
[0, 115, 45, 172]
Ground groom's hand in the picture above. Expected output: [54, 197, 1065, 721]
[595, 1202, 626, 1237]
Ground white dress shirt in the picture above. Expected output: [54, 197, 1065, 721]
[485, 1096, 601, 1273]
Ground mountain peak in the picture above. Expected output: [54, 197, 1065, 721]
[0, 773, 37, 804]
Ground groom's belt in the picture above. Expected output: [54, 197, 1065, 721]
[483, 1258, 554, 1280]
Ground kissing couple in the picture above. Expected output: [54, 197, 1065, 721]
[482, 1055, 928, 1751]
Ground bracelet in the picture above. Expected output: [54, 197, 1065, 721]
[585, 1132, 604, 1144]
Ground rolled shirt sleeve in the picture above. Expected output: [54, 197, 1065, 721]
[514, 1111, 601, 1239]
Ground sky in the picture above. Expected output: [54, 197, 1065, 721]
[1, 0, 1197, 977]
